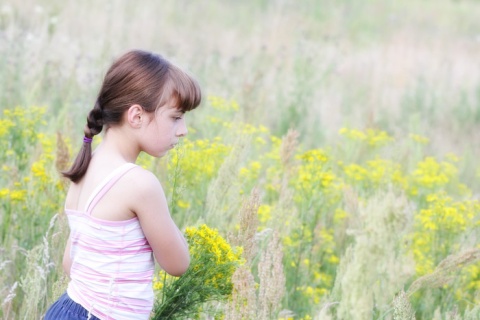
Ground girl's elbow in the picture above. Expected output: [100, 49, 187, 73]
[167, 255, 190, 277]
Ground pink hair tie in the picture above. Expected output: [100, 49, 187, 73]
[83, 136, 93, 144]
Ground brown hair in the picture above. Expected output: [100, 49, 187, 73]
[63, 50, 202, 182]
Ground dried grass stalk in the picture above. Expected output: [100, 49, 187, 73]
[406, 248, 480, 296]
[224, 265, 257, 320]
[19, 214, 57, 318]
[393, 290, 416, 320]
[280, 129, 300, 170]
[316, 302, 338, 320]
[332, 190, 415, 319]
[235, 188, 260, 265]
[258, 230, 285, 320]
[56, 131, 70, 190]
[55, 131, 70, 172]
[205, 136, 247, 222]
[1, 281, 18, 319]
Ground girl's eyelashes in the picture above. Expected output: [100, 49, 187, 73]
[173, 113, 185, 121]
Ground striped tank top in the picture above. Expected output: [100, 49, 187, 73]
[65, 163, 155, 320]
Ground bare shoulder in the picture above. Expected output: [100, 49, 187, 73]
[126, 166, 163, 191]
[124, 166, 163, 196]
[122, 166, 167, 213]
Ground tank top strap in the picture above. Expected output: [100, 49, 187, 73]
[84, 163, 138, 215]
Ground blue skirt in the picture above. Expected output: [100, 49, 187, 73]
[44, 292, 101, 320]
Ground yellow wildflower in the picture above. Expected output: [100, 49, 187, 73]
[410, 133, 429, 144]
[258, 204, 272, 223]
[10, 189, 27, 202]
[0, 188, 9, 198]
[176, 200, 190, 209]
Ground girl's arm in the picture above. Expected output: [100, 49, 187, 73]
[176, 226, 189, 250]
[131, 169, 190, 277]
[62, 236, 72, 277]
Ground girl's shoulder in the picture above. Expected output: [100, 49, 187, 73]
[121, 166, 170, 221]
[119, 166, 167, 204]
[124, 166, 164, 191]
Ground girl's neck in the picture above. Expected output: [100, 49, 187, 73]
[93, 126, 140, 164]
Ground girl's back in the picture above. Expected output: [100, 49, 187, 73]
[65, 158, 139, 221]
[65, 162, 154, 319]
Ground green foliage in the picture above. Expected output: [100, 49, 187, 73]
[152, 225, 242, 319]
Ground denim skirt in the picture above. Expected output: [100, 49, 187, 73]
[44, 292, 101, 320]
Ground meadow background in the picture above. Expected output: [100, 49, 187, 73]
[1, 0, 480, 319]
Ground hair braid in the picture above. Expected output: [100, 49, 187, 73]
[62, 101, 104, 182]
[84, 101, 104, 138]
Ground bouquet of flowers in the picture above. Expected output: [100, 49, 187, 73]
[152, 224, 243, 319]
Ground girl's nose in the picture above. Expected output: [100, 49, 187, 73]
[177, 119, 188, 137]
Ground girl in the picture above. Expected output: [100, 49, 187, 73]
[44, 50, 201, 320]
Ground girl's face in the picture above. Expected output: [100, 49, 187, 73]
[140, 102, 188, 158]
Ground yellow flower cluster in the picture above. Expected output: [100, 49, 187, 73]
[462, 264, 480, 292]
[168, 138, 232, 186]
[292, 149, 337, 200]
[208, 95, 240, 111]
[186, 224, 243, 267]
[410, 157, 457, 192]
[208, 117, 270, 137]
[1, 188, 27, 202]
[343, 158, 404, 188]
[153, 224, 243, 319]
[1, 105, 71, 255]
[164, 138, 233, 216]
[412, 193, 479, 275]
[296, 285, 328, 305]
[0, 118, 15, 138]
[410, 133, 430, 144]
[235, 127, 280, 196]
[153, 271, 176, 291]
[30, 133, 57, 186]
[284, 224, 313, 249]
[257, 204, 272, 223]
[339, 127, 393, 147]
[295, 149, 333, 187]
[207, 96, 269, 139]
[239, 161, 262, 181]
[1, 106, 47, 144]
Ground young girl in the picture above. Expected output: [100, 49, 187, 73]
[44, 50, 201, 320]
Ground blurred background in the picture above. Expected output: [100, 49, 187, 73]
[2, 0, 479, 160]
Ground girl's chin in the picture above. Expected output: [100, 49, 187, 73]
[145, 149, 169, 158]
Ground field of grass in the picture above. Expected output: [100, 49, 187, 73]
[1, 0, 480, 319]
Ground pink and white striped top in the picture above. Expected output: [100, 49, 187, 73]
[66, 163, 155, 320]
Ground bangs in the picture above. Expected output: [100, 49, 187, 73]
[165, 64, 202, 112]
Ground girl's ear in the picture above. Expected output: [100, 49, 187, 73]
[126, 104, 144, 128]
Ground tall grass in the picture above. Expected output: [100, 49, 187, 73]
[1, 0, 480, 319]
